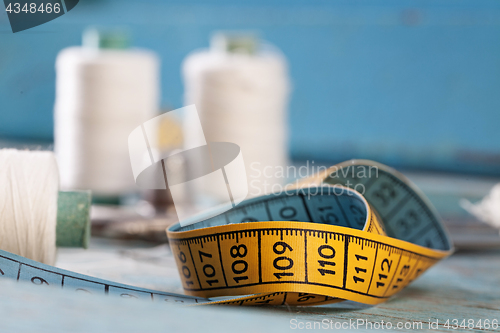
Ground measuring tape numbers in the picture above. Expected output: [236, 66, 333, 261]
[166, 160, 453, 306]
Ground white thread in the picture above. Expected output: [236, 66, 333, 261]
[0, 149, 59, 265]
[54, 47, 159, 196]
[461, 184, 500, 233]
[182, 41, 290, 199]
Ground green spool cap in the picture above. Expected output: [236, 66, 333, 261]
[211, 32, 258, 55]
[82, 27, 130, 50]
[56, 191, 92, 249]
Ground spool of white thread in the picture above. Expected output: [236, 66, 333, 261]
[0, 149, 58, 265]
[182, 34, 290, 199]
[54, 32, 160, 197]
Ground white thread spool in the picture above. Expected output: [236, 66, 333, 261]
[54, 33, 160, 197]
[182, 34, 290, 199]
[0, 149, 58, 265]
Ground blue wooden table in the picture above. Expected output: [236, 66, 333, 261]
[0, 238, 498, 332]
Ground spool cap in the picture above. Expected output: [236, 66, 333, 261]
[211, 32, 258, 55]
[83, 28, 130, 49]
[56, 191, 92, 248]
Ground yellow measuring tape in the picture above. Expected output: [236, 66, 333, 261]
[167, 160, 453, 306]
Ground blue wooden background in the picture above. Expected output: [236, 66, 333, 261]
[1, 0, 500, 174]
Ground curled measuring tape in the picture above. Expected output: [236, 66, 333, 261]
[166, 160, 453, 306]
[0, 160, 452, 307]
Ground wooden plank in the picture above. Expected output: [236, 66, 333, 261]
[0, 240, 496, 332]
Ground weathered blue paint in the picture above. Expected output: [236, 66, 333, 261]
[1, 0, 500, 174]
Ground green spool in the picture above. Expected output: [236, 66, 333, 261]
[83, 28, 130, 50]
[56, 191, 92, 249]
[211, 32, 258, 55]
